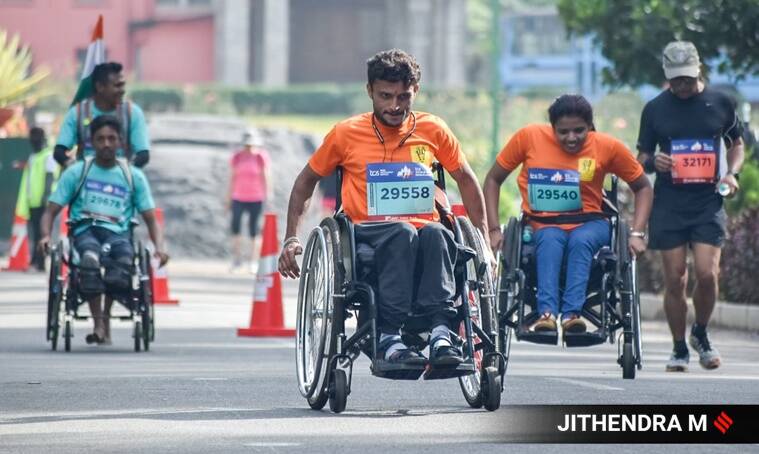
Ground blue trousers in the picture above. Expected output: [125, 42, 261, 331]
[534, 220, 610, 319]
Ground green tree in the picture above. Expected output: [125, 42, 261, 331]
[557, 0, 759, 87]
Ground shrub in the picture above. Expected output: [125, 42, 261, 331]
[130, 85, 183, 112]
[721, 206, 759, 304]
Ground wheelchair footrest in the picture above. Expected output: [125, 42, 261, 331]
[563, 331, 606, 347]
[517, 330, 559, 345]
[422, 362, 476, 380]
[371, 360, 426, 380]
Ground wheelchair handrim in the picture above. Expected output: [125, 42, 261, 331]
[296, 227, 333, 398]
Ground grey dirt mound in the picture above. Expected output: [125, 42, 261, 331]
[143, 115, 326, 259]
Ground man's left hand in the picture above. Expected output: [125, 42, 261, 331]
[154, 250, 170, 267]
[717, 173, 740, 197]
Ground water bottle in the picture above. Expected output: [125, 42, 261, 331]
[718, 183, 731, 197]
[522, 225, 534, 244]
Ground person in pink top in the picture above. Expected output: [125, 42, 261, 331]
[227, 131, 271, 272]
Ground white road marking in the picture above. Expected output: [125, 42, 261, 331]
[547, 377, 624, 391]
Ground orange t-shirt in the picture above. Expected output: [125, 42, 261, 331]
[496, 124, 644, 231]
[308, 111, 466, 225]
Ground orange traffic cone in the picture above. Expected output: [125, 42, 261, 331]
[150, 208, 179, 305]
[3, 215, 30, 271]
[237, 213, 294, 337]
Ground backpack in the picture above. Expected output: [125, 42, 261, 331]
[75, 99, 132, 160]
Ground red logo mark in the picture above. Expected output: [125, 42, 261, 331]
[713, 411, 733, 434]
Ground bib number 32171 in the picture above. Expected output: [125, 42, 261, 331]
[671, 138, 717, 184]
[367, 162, 435, 221]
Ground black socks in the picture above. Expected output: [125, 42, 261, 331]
[673, 340, 688, 357]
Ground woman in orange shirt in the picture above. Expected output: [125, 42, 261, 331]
[483, 95, 653, 335]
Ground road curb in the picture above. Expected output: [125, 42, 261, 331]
[640, 293, 759, 332]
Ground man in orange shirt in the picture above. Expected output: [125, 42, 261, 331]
[278, 49, 489, 367]
[484, 95, 652, 334]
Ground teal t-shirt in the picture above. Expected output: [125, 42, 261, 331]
[56, 101, 150, 159]
[49, 161, 155, 234]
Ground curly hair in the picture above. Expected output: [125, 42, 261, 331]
[366, 49, 421, 86]
[548, 94, 595, 130]
[90, 114, 123, 138]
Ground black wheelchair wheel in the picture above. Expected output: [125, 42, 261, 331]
[134, 321, 142, 352]
[617, 219, 641, 377]
[500, 217, 521, 285]
[497, 218, 519, 374]
[51, 323, 59, 351]
[622, 342, 635, 379]
[296, 218, 343, 410]
[482, 366, 502, 412]
[142, 311, 151, 352]
[47, 247, 63, 349]
[328, 369, 348, 414]
[64, 320, 72, 352]
[457, 217, 499, 409]
[140, 247, 155, 342]
[632, 266, 642, 371]
[500, 322, 513, 375]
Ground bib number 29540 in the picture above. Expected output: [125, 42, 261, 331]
[527, 168, 582, 212]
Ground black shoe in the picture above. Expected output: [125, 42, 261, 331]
[386, 348, 428, 366]
[430, 344, 464, 367]
[85, 333, 104, 345]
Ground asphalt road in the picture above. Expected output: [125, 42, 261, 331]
[1, 261, 758, 453]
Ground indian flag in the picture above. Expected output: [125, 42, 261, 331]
[70, 15, 105, 106]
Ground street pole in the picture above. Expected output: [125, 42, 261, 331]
[490, 0, 501, 162]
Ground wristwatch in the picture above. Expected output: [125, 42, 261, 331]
[629, 230, 647, 241]
[727, 172, 740, 182]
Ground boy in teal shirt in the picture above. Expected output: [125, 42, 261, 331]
[41, 115, 168, 345]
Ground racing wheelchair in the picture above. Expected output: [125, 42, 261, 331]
[496, 176, 642, 379]
[295, 164, 504, 413]
[46, 216, 155, 353]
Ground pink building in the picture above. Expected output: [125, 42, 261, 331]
[0, 0, 466, 88]
[0, 0, 214, 83]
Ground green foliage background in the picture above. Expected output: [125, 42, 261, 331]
[558, 0, 759, 87]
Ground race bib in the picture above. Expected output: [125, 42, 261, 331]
[670, 138, 717, 184]
[367, 162, 435, 221]
[527, 168, 582, 212]
[81, 179, 129, 223]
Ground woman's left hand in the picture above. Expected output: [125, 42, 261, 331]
[628, 236, 647, 257]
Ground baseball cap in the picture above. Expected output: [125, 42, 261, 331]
[242, 131, 262, 146]
[662, 41, 700, 79]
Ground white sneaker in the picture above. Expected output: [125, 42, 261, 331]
[689, 332, 721, 369]
[665, 351, 689, 372]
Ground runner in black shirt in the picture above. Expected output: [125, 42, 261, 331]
[637, 41, 745, 372]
